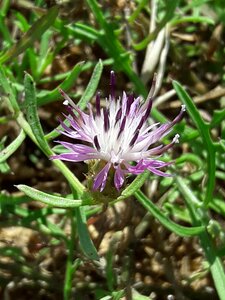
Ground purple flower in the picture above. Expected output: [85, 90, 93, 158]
[51, 72, 185, 192]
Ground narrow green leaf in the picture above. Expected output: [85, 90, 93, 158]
[106, 248, 115, 291]
[35, 218, 67, 241]
[37, 61, 84, 106]
[27, 48, 38, 78]
[209, 197, 225, 217]
[35, 30, 53, 78]
[2, 204, 29, 218]
[135, 190, 205, 237]
[0, 14, 12, 44]
[128, 0, 149, 23]
[173, 81, 216, 205]
[0, 0, 10, 17]
[16, 184, 82, 208]
[43, 219, 66, 238]
[22, 207, 65, 224]
[210, 108, 225, 128]
[39, 70, 71, 84]
[117, 171, 150, 202]
[0, 160, 10, 174]
[0, 162, 11, 174]
[39, 60, 112, 84]
[78, 59, 103, 110]
[199, 231, 225, 300]
[76, 207, 99, 260]
[171, 16, 214, 26]
[0, 137, 11, 174]
[175, 153, 202, 168]
[39, 30, 52, 60]
[164, 203, 191, 223]
[67, 23, 101, 41]
[175, 176, 202, 209]
[14, 11, 30, 32]
[0, 130, 26, 163]
[0, 193, 30, 206]
[0, 247, 24, 260]
[86, 0, 107, 29]
[0, 66, 19, 112]
[0, 6, 59, 63]
[173, 81, 207, 132]
[24, 72, 51, 156]
[218, 139, 225, 152]
[182, 0, 211, 11]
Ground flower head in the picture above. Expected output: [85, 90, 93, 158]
[51, 72, 185, 192]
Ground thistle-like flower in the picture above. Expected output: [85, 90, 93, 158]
[51, 72, 185, 192]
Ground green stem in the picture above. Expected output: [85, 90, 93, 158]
[0, 129, 26, 163]
[63, 210, 77, 300]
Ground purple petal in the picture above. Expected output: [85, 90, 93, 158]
[147, 167, 173, 177]
[148, 134, 180, 156]
[51, 153, 98, 162]
[115, 108, 122, 124]
[136, 116, 145, 131]
[64, 106, 82, 127]
[129, 97, 140, 117]
[57, 130, 80, 139]
[67, 117, 82, 132]
[125, 161, 146, 175]
[146, 106, 185, 145]
[121, 92, 127, 115]
[56, 141, 97, 154]
[60, 89, 89, 123]
[93, 162, 111, 191]
[117, 116, 126, 138]
[129, 129, 139, 147]
[126, 94, 134, 115]
[59, 89, 75, 107]
[141, 159, 173, 168]
[58, 117, 73, 133]
[147, 123, 172, 145]
[143, 97, 153, 122]
[66, 118, 93, 142]
[125, 159, 173, 175]
[114, 165, 125, 190]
